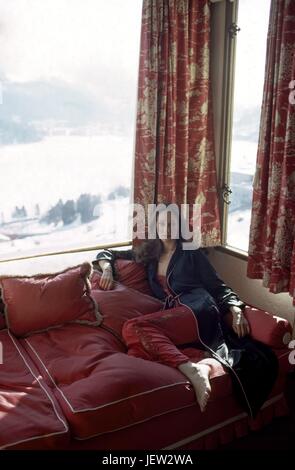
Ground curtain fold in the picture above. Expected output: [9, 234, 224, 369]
[133, 0, 221, 246]
[247, 0, 295, 304]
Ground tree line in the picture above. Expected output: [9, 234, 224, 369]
[2, 185, 129, 227]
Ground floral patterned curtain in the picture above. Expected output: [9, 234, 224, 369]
[247, 0, 295, 304]
[133, 0, 221, 246]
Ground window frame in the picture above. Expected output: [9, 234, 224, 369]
[215, 0, 243, 258]
[214, 0, 269, 259]
[212, 0, 249, 260]
[0, 240, 133, 265]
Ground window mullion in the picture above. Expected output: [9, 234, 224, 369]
[218, 0, 239, 246]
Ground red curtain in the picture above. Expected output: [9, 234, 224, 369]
[247, 0, 295, 304]
[133, 0, 221, 246]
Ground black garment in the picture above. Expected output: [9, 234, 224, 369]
[94, 240, 279, 418]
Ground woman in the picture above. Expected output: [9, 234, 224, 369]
[95, 205, 278, 416]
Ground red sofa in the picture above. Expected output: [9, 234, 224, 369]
[0, 259, 293, 450]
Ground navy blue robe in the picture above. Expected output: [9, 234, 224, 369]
[94, 239, 278, 418]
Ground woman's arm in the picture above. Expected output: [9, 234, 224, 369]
[94, 248, 135, 279]
[194, 249, 247, 316]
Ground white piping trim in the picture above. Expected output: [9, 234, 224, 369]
[162, 393, 285, 449]
[0, 429, 67, 451]
[74, 403, 195, 441]
[0, 331, 69, 450]
[75, 393, 285, 443]
[24, 336, 288, 444]
[24, 338, 190, 413]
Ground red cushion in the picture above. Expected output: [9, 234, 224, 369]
[20, 324, 292, 443]
[0, 263, 102, 337]
[90, 271, 163, 338]
[0, 297, 6, 329]
[244, 306, 293, 349]
[20, 323, 202, 440]
[115, 259, 153, 295]
[0, 314, 5, 330]
[0, 330, 69, 449]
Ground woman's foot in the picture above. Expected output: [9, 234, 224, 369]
[178, 361, 211, 412]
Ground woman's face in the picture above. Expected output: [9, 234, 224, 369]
[156, 211, 179, 240]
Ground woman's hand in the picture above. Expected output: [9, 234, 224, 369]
[229, 306, 250, 338]
[99, 264, 114, 290]
[224, 306, 250, 338]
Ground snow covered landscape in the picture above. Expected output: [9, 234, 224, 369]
[0, 134, 134, 260]
[0, 135, 255, 258]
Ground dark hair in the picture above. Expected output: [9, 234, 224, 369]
[133, 202, 189, 266]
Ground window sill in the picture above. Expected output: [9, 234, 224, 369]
[213, 244, 248, 261]
[0, 240, 133, 276]
[0, 241, 248, 276]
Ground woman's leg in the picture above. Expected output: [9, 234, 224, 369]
[220, 316, 279, 417]
[122, 305, 215, 412]
[122, 305, 199, 366]
[178, 289, 235, 367]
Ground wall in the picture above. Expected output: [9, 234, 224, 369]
[207, 248, 295, 336]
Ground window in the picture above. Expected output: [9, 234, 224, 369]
[226, 0, 271, 252]
[0, 0, 142, 262]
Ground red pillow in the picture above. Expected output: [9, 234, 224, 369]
[114, 259, 153, 295]
[0, 296, 6, 329]
[0, 262, 102, 337]
[0, 315, 5, 330]
[90, 271, 163, 338]
[244, 306, 292, 349]
[93, 258, 153, 295]
[114, 259, 154, 295]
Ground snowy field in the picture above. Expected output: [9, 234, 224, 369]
[0, 134, 134, 260]
[0, 197, 132, 261]
[0, 136, 256, 261]
[227, 209, 251, 253]
[0, 134, 134, 217]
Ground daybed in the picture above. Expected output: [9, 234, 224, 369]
[0, 258, 293, 450]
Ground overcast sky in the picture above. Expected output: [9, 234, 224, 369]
[233, 0, 271, 109]
[0, 0, 271, 114]
[0, 0, 142, 90]
[0, 0, 143, 140]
